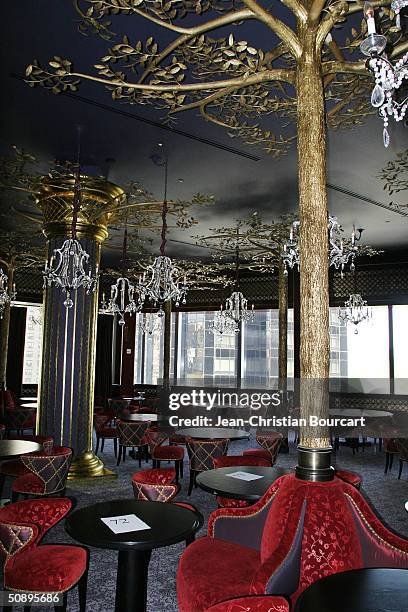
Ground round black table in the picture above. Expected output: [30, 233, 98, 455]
[197, 466, 289, 501]
[177, 427, 249, 440]
[0, 439, 42, 460]
[295, 568, 408, 611]
[120, 412, 158, 422]
[65, 499, 202, 612]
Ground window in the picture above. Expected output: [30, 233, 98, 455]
[393, 306, 408, 392]
[21, 304, 43, 385]
[133, 313, 164, 385]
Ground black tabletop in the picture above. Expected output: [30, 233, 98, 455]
[65, 499, 202, 552]
[295, 568, 408, 612]
[0, 439, 42, 460]
[177, 427, 249, 440]
[119, 412, 158, 422]
[197, 466, 289, 501]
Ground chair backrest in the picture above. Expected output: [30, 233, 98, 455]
[186, 438, 229, 472]
[0, 424, 5, 440]
[5, 408, 35, 430]
[109, 399, 129, 415]
[213, 455, 270, 468]
[116, 419, 150, 446]
[0, 519, 37, 563]
[395, 438, 408, 460]
[256, 431, 283, 465]
[0, 497, 72, 541]
[10, 435, 54, 455]
[132, 468, 178, 502]
[94, 413, 113, 434]
[145, 429, 168, 455]
[21, 446, 72, 494]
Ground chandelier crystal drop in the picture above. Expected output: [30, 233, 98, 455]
[360, 1, 408, 147]
[282, 217, 360, 277]
[210, 306, 236, 335]
[338, 293, 372, 334]
[137, 311, 163, 337]
[138, 254, 188, 315]
[99, 276, 139, 326]
[0, 269, 16, 319]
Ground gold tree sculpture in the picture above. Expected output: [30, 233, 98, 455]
[378, 148, 408, 213]
[24, 0, 407, 470]
[0, 226, 45, 388]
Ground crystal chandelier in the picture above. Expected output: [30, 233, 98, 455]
[210, 307, 236, 335]
[99, 223, 140, 325]
[282, 217, 362, 277]
[0, 269, 16, 319]
[43, 162, 98, 308]
[137, 311, 163, 337]
[360, 1, 408, 147]
[212, 226, 254, 334]
[138, 151, 188, 314]
[338, 293, 372, 334]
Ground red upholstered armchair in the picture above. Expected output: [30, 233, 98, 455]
[93, 412, 118, 457]
[0, 498, 88, 611]
[177, 474, 408, 612]
[132, 467, 180, 502]
[11, 446, 72, 502]
[186, 437, 229, 496]
[243, 431, 283, 466]
[146, 429, 184, 483]
[206, 595, 290, 611]
[212, 455, 271, 508]
[4, 407, 36, 436]
[116, 419, 151, 466]
[0, 435, 54, 498]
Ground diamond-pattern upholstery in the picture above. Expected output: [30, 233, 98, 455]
[186, 437, 229, 496]
[12, 447, 72, 497]
[117, 419, 150, 447]
[132, 468, 179, 502]
[5, 408, 36, 434]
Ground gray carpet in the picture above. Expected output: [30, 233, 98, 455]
[5, 434, 408, 612]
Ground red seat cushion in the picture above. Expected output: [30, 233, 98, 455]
[5, 544, 87, 592]
[154, 445, 184, 460]
[243, 449, 271, 463]
[177, 536, 259, 612]
[216, 496, 250, 508]
[12, 472, 44, 494]
[335, 469, 361, 488]
[0, 459, 30, 478]
[99, 427, 117, 437]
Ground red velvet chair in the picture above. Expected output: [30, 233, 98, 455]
[243, 431, 283, 466]
[186, 437, 229, 495]
[384, 438, 399, 473]
[334, 468, 362, 489]
[116, 419, 151, 466]
[0, 435, 54, 498]
[395, 438, 408, 479]
[146, 429, 184, 483]
[4, 407, 36, 436]
[94, 413, 118, 457]
[0, 497, 88, 611]
[212, 455, 271, 508]
[206, 595, 290, 611]
[177, 474, 408, 612]
[11, 446, 72, 502]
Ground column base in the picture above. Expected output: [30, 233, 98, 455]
[67, 451, 117, 480]
[295, 446, 334, 482]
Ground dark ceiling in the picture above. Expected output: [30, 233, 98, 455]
[2, 1, 408, 268]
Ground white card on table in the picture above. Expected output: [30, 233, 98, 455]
[226, 471, 264, 481]
[101, 514, 151, 534]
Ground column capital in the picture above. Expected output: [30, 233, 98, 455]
[35, 175, 125, 244]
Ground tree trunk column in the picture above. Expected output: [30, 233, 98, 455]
[278, 261, 288, 380]
[296, 43, 332, 480]
[36, 175, 125, 479]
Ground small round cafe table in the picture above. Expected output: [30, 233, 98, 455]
[177, 427, 249, 441]
[0, 439, 41, 461]
[65, 499, 202, 612]
[120, 413, 158, 422]
[197, 466, 289, 502]
[329, 408, 393, 418]
[295, 568, 408, 612]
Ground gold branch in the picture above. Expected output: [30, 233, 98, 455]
[241, 0, 302, 59]
[281, 0, 307, 22]
[309, 0, 328, 24]
[316, 1, 348, 50]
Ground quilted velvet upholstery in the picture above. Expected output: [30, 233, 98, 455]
[0, 498, 72, 542]
[177, 473, 408, 612]
[186, 438, 229, 472]
[5, 544, 87, 592]
[94, 413, 117, 438]
[116, 419, 150, 446]
[132, 468, 179, 502]
[13, 446, 72, 495]
[206, 595, 290, 611]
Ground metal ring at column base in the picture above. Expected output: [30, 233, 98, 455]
[295, 446, 334, 482]
[68, 451, 117, 480]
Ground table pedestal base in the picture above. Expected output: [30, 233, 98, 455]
[116, 549, 152, 612]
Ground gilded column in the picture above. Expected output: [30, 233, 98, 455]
[36, 175, 125, 478]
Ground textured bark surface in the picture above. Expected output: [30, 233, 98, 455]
[0, 266, 14, 387]
[296, 32, 330, 448]
[278, 262, 288, 380]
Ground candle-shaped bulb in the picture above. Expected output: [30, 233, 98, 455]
[352, 225, 356, 246]
[364, 2, 377, 34]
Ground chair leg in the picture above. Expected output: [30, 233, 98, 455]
[123, 445, 126, 463]
[113, 437, 117, 458]
[0, 473, 5, 498]
[185, 534, 195, 546]
[78, 567, 88, 612]
[385, 452, 390, 474]
[117, 445, 122, 466]
[57, 591, 68, 612]
[175, 460, 179, 484]
[24, 607, 31, 611]
[95, 436, 100, 455]
[180, 459, 184, 479]
[101, 438, 105, 452]
[390, 453, 394, 470]
[188, 471, 195, 496]
[398, 459, 403, 480]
